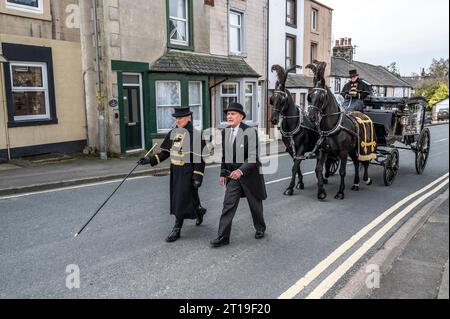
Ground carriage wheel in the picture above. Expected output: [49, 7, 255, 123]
[415, 128, 431, 175]
[328, 158, 340, 176]
[383, 149, 400, 186]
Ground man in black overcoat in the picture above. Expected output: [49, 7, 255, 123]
[210, 103, 267, 248]
[341, 69, 372, 112]
[139, 106, 206, 243]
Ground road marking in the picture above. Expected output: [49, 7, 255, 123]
[0, 154, 291, 200]
[266, 172, 315, 185]
[429, 151, 449, 159]
[306, 177, 449, 299]
[278, 172, 449, 299]
[435, 138, 449, 143]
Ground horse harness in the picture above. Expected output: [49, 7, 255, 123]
[308, 87, 359, 154]
[273, 90, 317, 160]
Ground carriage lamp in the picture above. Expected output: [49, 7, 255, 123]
[400, 116, 409, 126]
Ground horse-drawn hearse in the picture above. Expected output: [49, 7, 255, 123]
[362, 96, 431, 186]
[270, 61, 431, 201]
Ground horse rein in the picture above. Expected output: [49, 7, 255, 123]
[272, 90, 309, 137]
[308, 87, 350, 137]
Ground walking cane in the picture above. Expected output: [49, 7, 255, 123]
[74, 143, 159, 238]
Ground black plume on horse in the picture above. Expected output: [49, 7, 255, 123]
[306, 60, 373, 200]
[270, 64, 337, 196]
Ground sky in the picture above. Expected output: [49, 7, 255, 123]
[318, 0, 449, 76]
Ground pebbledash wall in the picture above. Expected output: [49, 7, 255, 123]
[0, 0, 86, 159]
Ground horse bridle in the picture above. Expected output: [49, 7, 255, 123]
[272, 89, 304, 136]
[308, 87, 347, 137]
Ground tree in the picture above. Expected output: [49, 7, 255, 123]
[429, 82, 449, 108]
[416, 81, 449, 110]
[428, 58, 449, 79]
[385, 62, 401, 78]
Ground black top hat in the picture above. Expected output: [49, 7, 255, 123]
[223, 102, 246, 119]
[172, 106, 193, 118]
[349, 69, 359, 77]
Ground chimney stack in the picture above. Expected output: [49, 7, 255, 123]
[333, 36, 355, 63]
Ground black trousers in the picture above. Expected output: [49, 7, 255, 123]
[218, 180, 266, 239]
[174, 188, 202, 229]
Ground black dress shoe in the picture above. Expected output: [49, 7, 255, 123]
[255, 231, 265, 240]
[166, 228, 181, 243]
[196, 206, 207, 226]
[210, 236, 230, 248]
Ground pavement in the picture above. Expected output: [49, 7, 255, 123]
[0, 124, 448, 299]
[0, 140, 286, 196]
[368, 192, 449, 299]
[335, 189, 449, 299]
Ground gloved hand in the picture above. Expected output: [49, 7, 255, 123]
[138, 157, 151, 165]
[192, 179, 202, 190]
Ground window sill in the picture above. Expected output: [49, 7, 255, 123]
[286, 22, 297, 29]
[168, 42, 194, 51]
[229, 52, 248, 59]
[8, 118, 58, 128]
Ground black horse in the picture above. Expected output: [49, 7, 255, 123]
[270, 65, 338, 196]
[306, 61, 373, 200]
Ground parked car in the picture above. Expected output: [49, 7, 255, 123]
[437, 108, 449, 121]
[424, 111, 433, 125]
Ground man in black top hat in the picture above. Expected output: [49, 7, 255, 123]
[210, 103, 267, 248]
[341, 69, 372, 112]
[139, 106, 206, 243]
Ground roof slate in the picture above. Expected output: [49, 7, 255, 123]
[331, 57, 412, 88]
[285, 74, 314, 88]
[150, 50, 260, 78]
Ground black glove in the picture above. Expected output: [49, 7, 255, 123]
[192, 179, 202, 190]
[138, 157, 151, 165]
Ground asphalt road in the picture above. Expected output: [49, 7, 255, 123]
[0, 125, 448, 299]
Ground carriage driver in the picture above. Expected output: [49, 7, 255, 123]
[341, 69, 372, 112]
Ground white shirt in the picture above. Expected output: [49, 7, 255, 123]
[230, 126, 239, 144]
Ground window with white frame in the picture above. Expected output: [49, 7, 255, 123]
[10, 62, 50, 121]
[221, 82, 239, 122]
[189, 81, 203, 130]
[311, 8, 318, 32]
[6, 0, 43, 14]
[156, 81, 181, 132]
[334, 78, 341, 94]
[244, 82, 255, 121]
[229, 10, 244, 55]
[286, 35, 296, 70]
[379, 86, 386, 96]
[286, 0, 296, 26]
[168, 0, 189, 46]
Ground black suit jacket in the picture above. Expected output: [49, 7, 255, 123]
[221, 123, 267, 201]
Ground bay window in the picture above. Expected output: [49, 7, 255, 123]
[156, 81, 181, 132]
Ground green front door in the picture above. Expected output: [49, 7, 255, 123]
[123, 86, 143, 151]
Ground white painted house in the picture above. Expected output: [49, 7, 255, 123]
[268, 0, 305, 92]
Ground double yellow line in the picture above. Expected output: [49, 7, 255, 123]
[279, 172, 450, 299]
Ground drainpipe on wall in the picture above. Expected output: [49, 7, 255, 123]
[0, 50, 11, 161]
[92, 0, 107, 160]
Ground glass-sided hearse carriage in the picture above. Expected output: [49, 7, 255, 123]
[362, 96, 431, 186]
